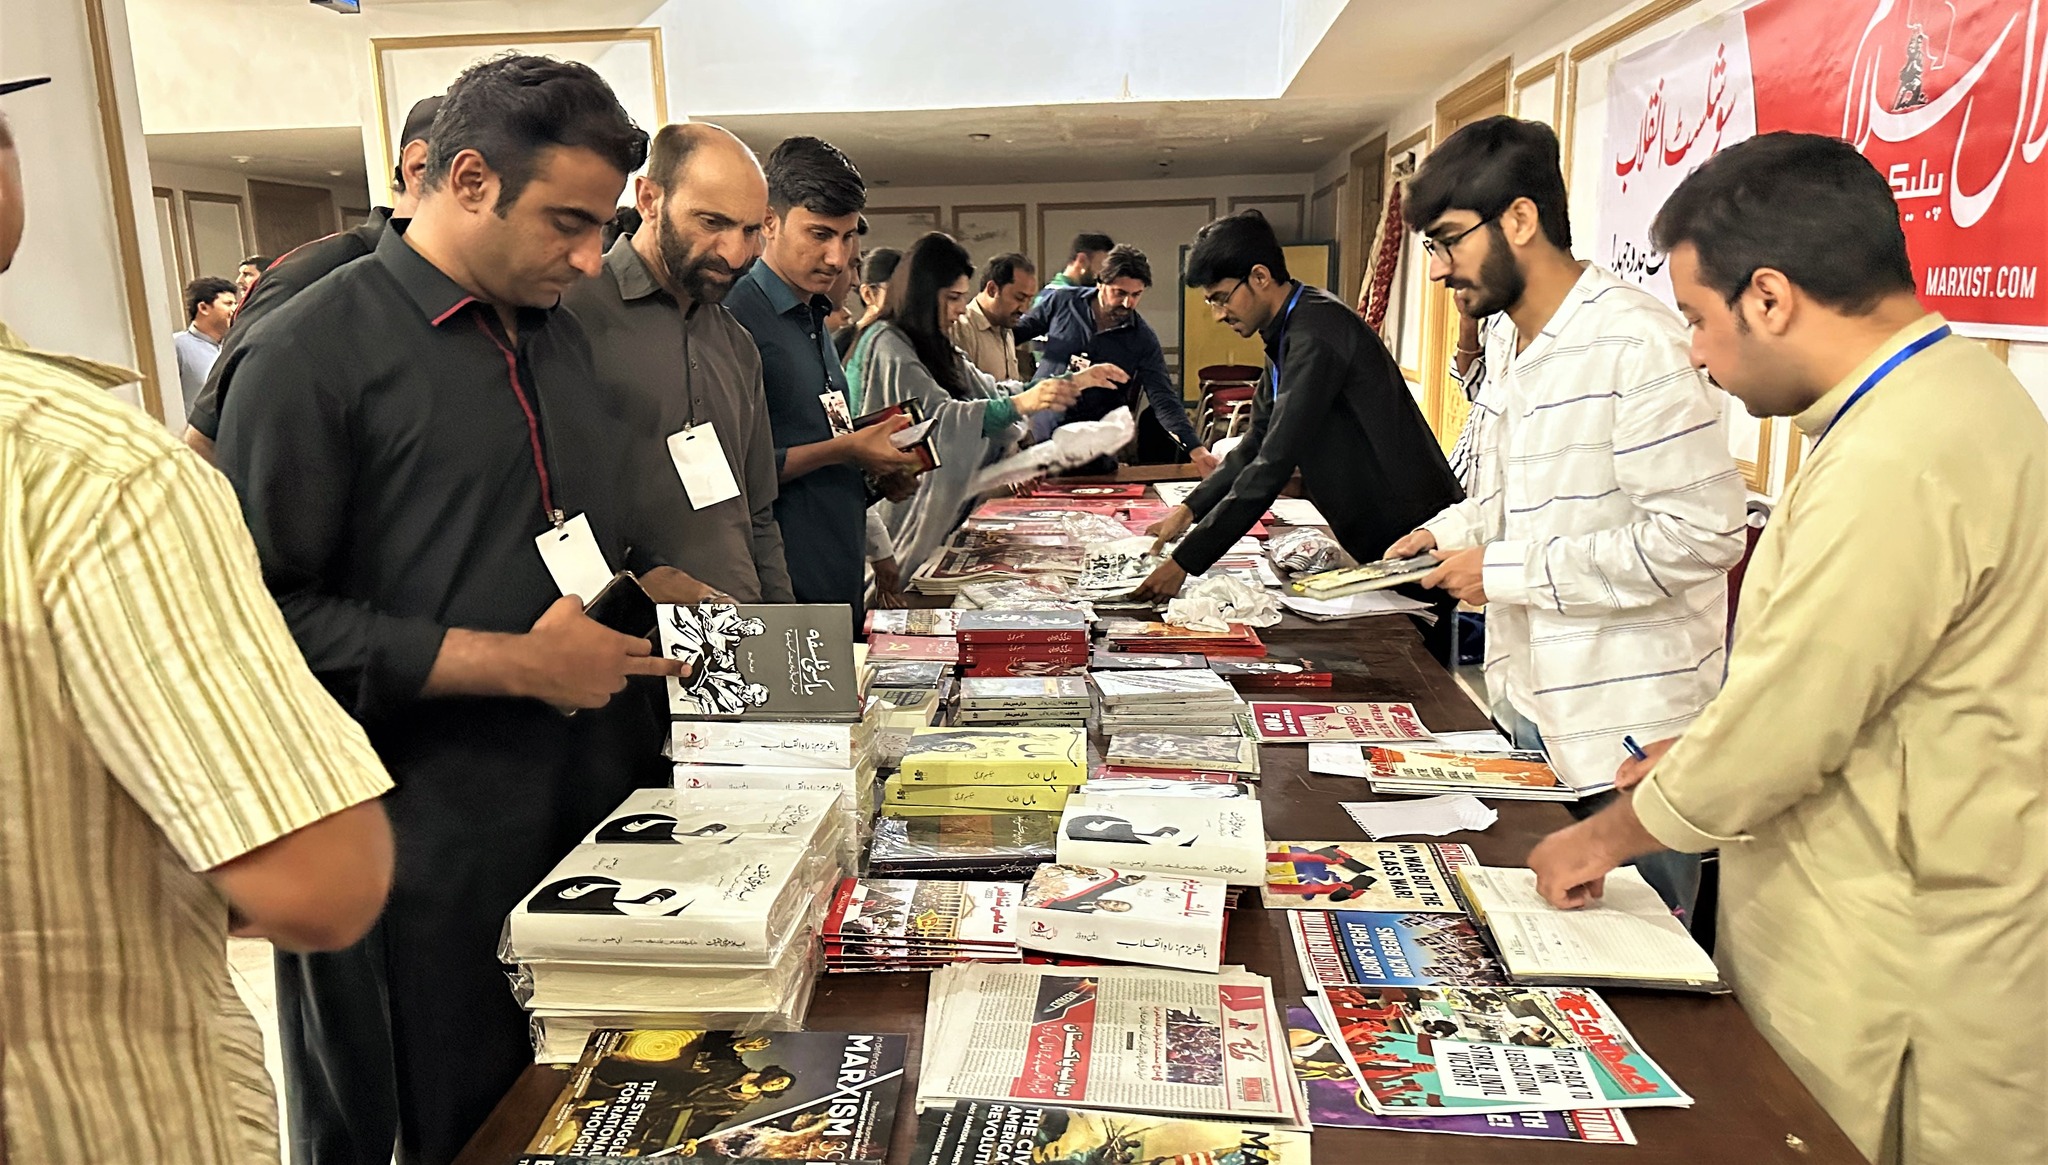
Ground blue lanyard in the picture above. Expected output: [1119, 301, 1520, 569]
[1814, 324, 1949, 449]
[1267, 283, 1308, 400]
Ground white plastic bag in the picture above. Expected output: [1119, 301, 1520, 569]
[971, 407, 1136, 491]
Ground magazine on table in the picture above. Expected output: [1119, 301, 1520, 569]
[1286, 556, 1440, 599]
[1288, 909, 1507, 989]
[524, 1028, 905, 1161]
[1262, 841, 1475, 912]
[910, 1099, 1311, 1165]
[1364, 746, 1579, 800]
[917, 963, 1306, 1127]
[1283, 1005, 1635, 1143]
[1456, 865, 1726, 991]
[1313, 985, 1692, 1116]
[822, 877, 1021, 951]
[1018, 864, 1228, 973]
[1249, 700, 1432, 743]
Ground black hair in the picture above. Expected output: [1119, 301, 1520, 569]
[184, 276, 237, 321]
[1069, 232, 1113, 259]
[861, 247, 902, 287]
[1098, 244, 1152, 287]
[1651, 131, 1915, 313]
[424, 54, 648, 214]
[392, 95, 444, 196]
[764, 135, 866, 218]
[643, 122, 704, 190]
[978, 251, 1036, 291]
[882, 232, 975, 397]
[239, 255, 271, 271]
[1403, 115, 1571, 251]
[1184, 210, 1291, 286]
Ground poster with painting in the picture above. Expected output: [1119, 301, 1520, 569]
[952, 205, 1027, 260]
[862, 206, 945, 257]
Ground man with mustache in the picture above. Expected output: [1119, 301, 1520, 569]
[565, 122, 794, 603]
[1386, 116, 1744, 915]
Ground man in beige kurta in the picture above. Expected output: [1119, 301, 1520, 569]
[1528, 133, 2047, 1165]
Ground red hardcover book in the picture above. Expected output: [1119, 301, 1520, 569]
[957, 630, 1090, 647]
[867, 634, 960, 662]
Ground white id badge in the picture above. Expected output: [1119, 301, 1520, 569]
[535, 512, 614, 603]
[667, 423, 742, 509]
[819, 389, 854, 436]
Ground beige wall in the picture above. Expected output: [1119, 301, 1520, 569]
[2, 0, 180, 423]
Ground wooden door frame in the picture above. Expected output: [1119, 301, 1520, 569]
[1420, 59, 1513, 444]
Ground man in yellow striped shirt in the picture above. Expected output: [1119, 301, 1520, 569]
[1, 101, 397, 1165]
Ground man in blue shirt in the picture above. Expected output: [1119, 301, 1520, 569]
[726, 136, 922, 610]
[1015, 244, 1215, 474]
[172, 276, 236, 419]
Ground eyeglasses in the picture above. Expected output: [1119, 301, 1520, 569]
[1203, 278, 1247, 309]
[1421, 215, 1497, 259]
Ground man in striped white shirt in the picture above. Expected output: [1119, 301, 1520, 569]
[1387, 116, 1746, 914]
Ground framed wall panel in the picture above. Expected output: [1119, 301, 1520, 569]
[1307, 177, 1344, 243]
[1515, 54, 1565, 128]
[183, 192, 252, 285]
[152, 187, 188, 328]
[1227, 194, 1305, 243]
[861, 206, 945, 260]
[951, 204, 1027, 262]
[371, 28, 666, 186]
[1036, 198, 1218, 352]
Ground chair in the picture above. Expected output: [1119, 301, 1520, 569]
[1192, 364, 1262, 443]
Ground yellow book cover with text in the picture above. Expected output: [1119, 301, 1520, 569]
[898, 726, 1088, 785]
[883, 776, 1074, 813]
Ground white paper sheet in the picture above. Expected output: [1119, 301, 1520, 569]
[1306, 742, 1370, 777]
[1342, 794, 1499, 839]
[1430, 730, 1519, 753]
[1280, 590, 1433, 620]
[1267, 498, 1327, 526]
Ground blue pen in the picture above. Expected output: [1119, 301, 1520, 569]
[1623, 736, 1649, 762]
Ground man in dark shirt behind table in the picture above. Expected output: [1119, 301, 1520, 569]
[1134, 211, 1462, 633]
[565, 121, 793, 602]
[215, 57, 694, 1165]
[1015, 243, 1217, 474]
[183, 94, 442, 464]
[726, 136, 923, 611]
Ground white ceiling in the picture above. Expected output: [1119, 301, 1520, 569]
[139, 0, 1587, 192]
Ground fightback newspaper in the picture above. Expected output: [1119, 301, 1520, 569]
[917, 963, 1307, 1128]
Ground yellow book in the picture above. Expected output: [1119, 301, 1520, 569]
[896, 726, 1087, 786]
[881, 803, 1014, 818]
[882, 777, 1074, 813]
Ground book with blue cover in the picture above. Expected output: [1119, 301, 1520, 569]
[1288, 909, 1506, 989]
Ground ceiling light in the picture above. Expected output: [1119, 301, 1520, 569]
[327, 169, 344, 177]
[231, 155, 252, 164]
[1302, 135, 1325, 144]
[968, 132, 991, 141]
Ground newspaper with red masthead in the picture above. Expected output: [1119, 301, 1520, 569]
[916, 963, 1308, 1129]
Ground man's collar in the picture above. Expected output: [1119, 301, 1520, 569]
[185, 325, 224, 348]
[964, 297, 1001, 333]
[1793, 312, 1950, 438]
[607, 235, 669, 304]
[1257, 281, 1305, 347]
[751, 258, 830, 318]
[376, 225, 550, 331]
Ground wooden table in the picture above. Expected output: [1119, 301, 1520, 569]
[453, 611, 1860, 1164]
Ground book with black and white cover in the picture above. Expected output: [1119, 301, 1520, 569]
[526, 1029, 906, 1160]
[1088, 649, 1208, 671]
[511, 929, 820, 1013]
[1456, 865, 1726, 992]
[673, 760, 875, 800]
[958, 675, 1091, 704]
[912, 1100, 1312, 1165]
[898, 726, 1088, 785]
[502, 840, 821, 965]
[658, 603, 858, 720]
[1055, 791, 1267, 885]
[1019, 864, 1227, 973]
[867, 659, 951, 689]
[584, 787, 840, 847]
[1105, 731, 1260, 775]
[1090, 668, 1240, 705]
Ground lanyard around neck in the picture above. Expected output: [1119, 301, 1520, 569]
[471, 313, 561, 527]
[1813, 324, 1949, 450]
[1268, 283, 1308, 400]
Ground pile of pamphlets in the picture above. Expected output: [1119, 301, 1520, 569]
[820, 876, 1023, 973]
[955, 675, 1090, 726]
[1092, 668, 1249, 736]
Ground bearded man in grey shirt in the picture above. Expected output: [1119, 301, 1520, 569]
[566, 122, 794, 601]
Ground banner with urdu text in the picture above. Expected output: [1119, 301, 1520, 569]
[1598, 0, 2048, 341]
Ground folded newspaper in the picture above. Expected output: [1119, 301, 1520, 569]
[917, 963, 1309, 1128]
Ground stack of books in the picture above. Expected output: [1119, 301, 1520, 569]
[864, 607, 960, 637]
[1092, 668, 1249, 736]
[956, 675, 1090, 725]
[1018, 862, 1229, 972]
[865, 657, 949, 768]
[820, 876, 1023, 973]
[1211, 655, 1334, 689]
[1099, 618, 1268, 657]
[1055, 789, 1268, 885]
[1105, 730, 1262, 777]
[525, 1029, 907, 1161]
[500, 789, 844, 1062]
[866, 810, 1057, 880]
[954, 609, 1090, 676]
[881, 726, 1089, 819]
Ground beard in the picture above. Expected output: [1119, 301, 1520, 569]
[656, 209, 743, 305]
[1450, 224, 1525, 319]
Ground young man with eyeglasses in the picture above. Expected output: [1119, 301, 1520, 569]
[1135, 210, 1459, 620]
[1385, 116, 1745, 917]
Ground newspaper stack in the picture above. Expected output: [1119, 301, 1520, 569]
[820, 876, 1024, 973]
[499, 789, 845, 1063]
[956, 675, 1091, 726]
[918, 963, 1309, 1127]
[1091, 669, 1250, 737]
